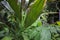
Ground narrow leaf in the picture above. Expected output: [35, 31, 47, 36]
[25, 0, 47, 27]
[6, 0, 22, 21]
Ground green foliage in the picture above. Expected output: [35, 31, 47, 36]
[2, 36, 12, 40]
[40, 27, 51, 40]
[22, 33, 29, 40]
[6, 0, 22, 21]
[23, 26, 51, 40]
[1, 0, 57, 40]
[25, 0, 46, 27]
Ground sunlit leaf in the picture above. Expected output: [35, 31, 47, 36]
[25, 0, 47, 27]
[56, 21, 60, 26]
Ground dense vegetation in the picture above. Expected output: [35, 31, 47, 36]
[0, 0, 60, 40]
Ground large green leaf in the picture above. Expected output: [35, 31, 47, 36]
[40, 27, 51, 40]
[6, 0, 22, 21]
[23, 26, 51, 40]
[25, 0, 47, 27]
[33, 27, 51, 40]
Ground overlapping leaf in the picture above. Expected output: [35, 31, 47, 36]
[23, 26, 51, 40]
[40, 27, 51, 40]
[6, 0, 22, 21]
[25, 0, 47, 27]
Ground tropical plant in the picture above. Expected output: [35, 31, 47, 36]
[0, 0, 48, 40]
[1, 0, 60, 40]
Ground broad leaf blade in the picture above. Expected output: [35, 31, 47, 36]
[40, 27, 51, 40]
[6, 0, 22, 21]
[25, 0, 47, 27]
[24, 26, 51, 40]
[34, 27, 51, 40]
